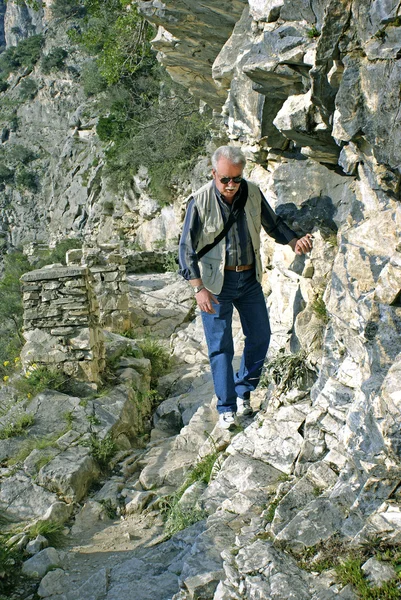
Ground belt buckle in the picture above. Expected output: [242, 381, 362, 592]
[236, 265, 243, 272]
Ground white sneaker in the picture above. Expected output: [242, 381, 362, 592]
[237, 397, 252, 416]
[218, 411, 237, 430]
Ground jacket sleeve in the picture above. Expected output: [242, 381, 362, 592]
[260, 191, 297, 245]
[178, 198, 202, 280]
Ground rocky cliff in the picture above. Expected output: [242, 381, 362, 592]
[136, 0, 401, 595]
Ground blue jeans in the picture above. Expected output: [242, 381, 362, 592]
[201, 269, 270, 414]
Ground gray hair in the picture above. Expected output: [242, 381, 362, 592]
[211, 146, 246, 170]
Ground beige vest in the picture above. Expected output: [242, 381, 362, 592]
[193, 180, 263, 294]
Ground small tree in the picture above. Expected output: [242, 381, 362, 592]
[41, 48, 68, 74]
[19, 77, 38, 100]
[51, 0, 85, 19]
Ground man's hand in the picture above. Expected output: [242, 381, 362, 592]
[289, 234, 313, 255]
[195, 288, 219, 314]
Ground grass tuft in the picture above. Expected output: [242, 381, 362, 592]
[27, 521, 66, 547]
[161, 448, 220, 538]
[0, 414, 34, 439]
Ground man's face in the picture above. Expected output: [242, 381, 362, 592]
[212, 157, 243, 203]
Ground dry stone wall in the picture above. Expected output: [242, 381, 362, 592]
[66, 246, 131, 334]
[20, 264, 105, 383]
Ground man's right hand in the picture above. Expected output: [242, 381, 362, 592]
[195, 288, 219, 314]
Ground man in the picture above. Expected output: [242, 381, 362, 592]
[179, 146, 313, 430]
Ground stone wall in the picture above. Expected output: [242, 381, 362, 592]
[67, 246, 131, 333]
[20, 264, 105, 383]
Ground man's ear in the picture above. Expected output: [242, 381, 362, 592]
[212, 169, 216, 179]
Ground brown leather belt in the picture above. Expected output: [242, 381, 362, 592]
[224, 264, 254, 272]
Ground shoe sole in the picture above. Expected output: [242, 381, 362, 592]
[237, 407, 252, 416]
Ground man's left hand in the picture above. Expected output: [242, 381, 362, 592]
[289, 234, 314, 255]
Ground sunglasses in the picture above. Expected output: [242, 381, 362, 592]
[218, 175, 243, 184]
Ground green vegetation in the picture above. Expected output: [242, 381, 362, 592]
[8, 433, 62, 466]
[163, 253, 179, 273]
[100, 498, 118, 519]
[15, 168, 38, 192]
[0, 414, 34, 440]
[41, 47, 68, 74]
[260, 350, 315, 394]
[336, 557, 401, 599]
[0, 34, 44, 81]
[15, 366, 66, 400]
[162, 448, 218, 537]
[84, 432, 117, 469]
[0, 163, 14, 185]
[0, 251, 33, 375]
[0, 533, 23, 597]
[35, 238, 82, 267]
[137, 337, 173, 388]
[263, 497, 281, 524]
[52, 0, 86, 20]
[311, 289, 329, 323]
[18, 77, 39, 100]
[28, 521, 66, 547]
[68, 0, 211, 201]
[306, 25, 320, 38]
[164, 504, 206, 538]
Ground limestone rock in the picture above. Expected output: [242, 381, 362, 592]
[125, 491, 155, 515]
[26, 535, 49, 555]
[361, 557, 397, 587]
[0, 472, 60, 522]
[71, 500, 107, 534]
[275, 498, 348, 552]
[37, 446, 100, 502]
[227, 406, 306, 474]
[37, 568, 66, 598]
[22, 547, 63, 579]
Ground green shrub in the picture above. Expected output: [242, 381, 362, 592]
[163, 253, 179, 273]
[0, 533, 23, 597]
[18, 77, 38, 100]
[15, 366, 66, 399]
[0, 80, 8, 93]
[15, 169, 38, 192]
[137, 338, 172, 387]
[306, 25, 320, 38]
[311, 290, 329, 323]
[35, 238, 82, 267]
[0, 250, 32, 344]
[84, 433, 116, 469]
[80, 60, 107, 96]
[6, 144, 36, 165]
[0, 334, 23, 379]
[71, 0, 210, 200]
[41, 47, 68, 73]
[28, 521, 66, 547]
[51, 0, 85, 19]
[0, 414, 34, 440]
[0, 163, 14, 184]
[0, 34, 44, 78]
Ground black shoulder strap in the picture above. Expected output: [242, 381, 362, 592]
[196, 181, 248, 261]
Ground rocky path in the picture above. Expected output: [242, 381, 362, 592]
[24, 271, 269, 600]
[8, 271, 401, 600]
